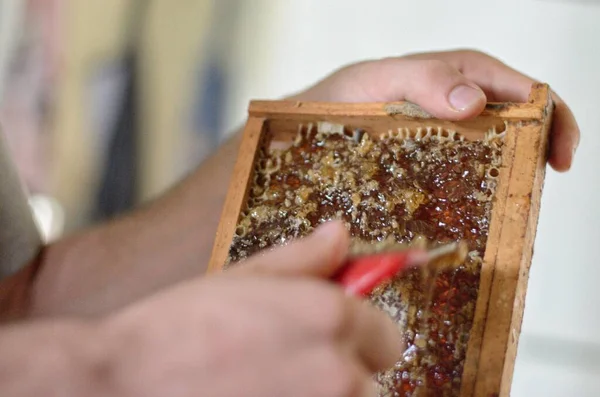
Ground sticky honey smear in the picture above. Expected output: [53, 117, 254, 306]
[227, 121, 505, 397]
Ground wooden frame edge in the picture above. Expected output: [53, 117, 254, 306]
[459, 111, 520, 397]
[248, 99, 544, 121]
[207, 117, 266, 273]
[468, 83, 554, 396]
[498, 85, 554, 396]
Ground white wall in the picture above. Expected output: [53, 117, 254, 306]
[225, 1, 600, 395]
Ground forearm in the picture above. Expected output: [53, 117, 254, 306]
[0, 319, 106, 396]
[29, 131, 242, 316]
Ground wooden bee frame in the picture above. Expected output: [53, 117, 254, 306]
[207, 83, 554, 397]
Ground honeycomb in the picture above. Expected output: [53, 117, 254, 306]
[227, 121, 504, 396]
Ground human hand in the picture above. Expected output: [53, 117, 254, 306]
[101, 221, 402, 397]
[289, 49, 579, 172]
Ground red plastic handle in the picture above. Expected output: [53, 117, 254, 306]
[333, 251, 418, 296]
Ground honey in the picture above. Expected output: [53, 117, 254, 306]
[227, 122, 504, 396]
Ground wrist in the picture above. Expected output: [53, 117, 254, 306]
[0, 318, 115, 397]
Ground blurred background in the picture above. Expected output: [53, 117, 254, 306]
[0, 0, 599, 395]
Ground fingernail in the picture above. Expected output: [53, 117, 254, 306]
[313, 220, 348, 262]
[448, 85, 485, 111]
[312, 220, 345, 244]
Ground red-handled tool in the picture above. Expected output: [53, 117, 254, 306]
[333, 241, 467, 297]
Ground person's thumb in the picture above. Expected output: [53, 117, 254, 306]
[230, 220, 350, 279]
[298, 57, 487, 121]
[360, 58, 488, 120]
